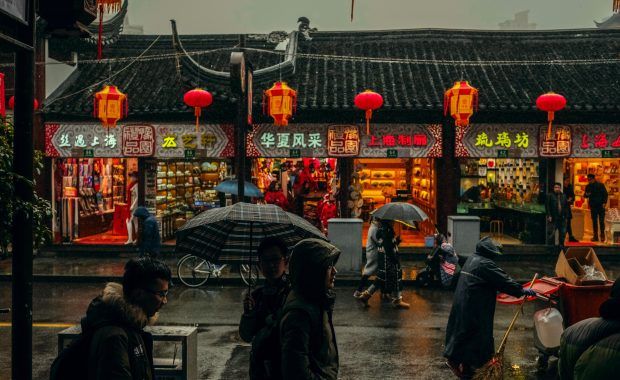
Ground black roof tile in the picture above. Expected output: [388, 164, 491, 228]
[44, 28, 620, 121]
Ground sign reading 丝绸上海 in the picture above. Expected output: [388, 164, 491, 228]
[455, 124, 539, 158]
[45, 123, 235, 158]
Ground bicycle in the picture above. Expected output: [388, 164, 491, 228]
[177, 254, 260, 288]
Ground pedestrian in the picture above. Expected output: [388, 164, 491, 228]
[444, 236, 535, 379]
[280, 238, 340, 380]
[133, 206, 161, 258]
[84, 257, 171, 380]
[429, 233, 460, 289]
[546, 182, 570, 249]
[353, 217, 380, 299]
[563, 177, 579, 242]
[357, 219, 410, 309]
[264, 181, 289, 210]
[461, 184, 487, 203]
[240, 237, 291, 378]
[558, 277, 620, 380]
[584, 173, 608, 242]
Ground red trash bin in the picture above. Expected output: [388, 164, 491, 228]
[559, 280, 614, 326]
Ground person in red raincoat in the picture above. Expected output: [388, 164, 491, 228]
[264, 180, 289, 210]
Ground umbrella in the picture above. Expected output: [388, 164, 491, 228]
[175, 202, 326, 264]
[371, 202, 429, 222]
[215, 180, 264, 198]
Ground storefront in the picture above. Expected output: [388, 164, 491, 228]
[455, 124, 547, 244]
[556, 125, 620, 245]
[46, 123, 235, 245]
[248, 123, 442, 247]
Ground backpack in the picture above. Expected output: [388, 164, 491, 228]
[49, 324, 124, 380]
[250, 301, 320, 380]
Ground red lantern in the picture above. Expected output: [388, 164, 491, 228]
[183, 88, 213, 131]
[93, 85, 127, 128]
[8, 96, 39, 111]
[354, 90, 383, 134]
[536, 92, 566, 139]
[444, 81, 478, 127]
[263, 81, 297, 126]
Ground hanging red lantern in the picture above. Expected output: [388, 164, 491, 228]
[96, 0, 122, 60]
[354, 90, 383, 134]
[183, 88, 213, 131]
[93, 85, 127, 128]
[536, 92, 566, 139]
[8, 96, 39, 111]
[263, 81, 297, 126]
[444, 81, 479, 127]
[0, 73, 5, 118]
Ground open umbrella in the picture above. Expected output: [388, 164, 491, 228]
[371, 202, 429, 222]
[215, 180, 264, 198]
[176, 201, 326, 260]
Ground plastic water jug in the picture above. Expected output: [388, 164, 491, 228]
[534, 308, 564, 349]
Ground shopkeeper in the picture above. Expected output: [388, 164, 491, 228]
[461, 184, 487, 203]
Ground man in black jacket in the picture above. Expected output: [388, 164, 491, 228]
[563, 177, 579, 242]
[444, 237, 535, 379]
[134, 207, 161, 258]
[584, 174, 609, 242]
[546, 182, 570, 249]
[280, 238, 340, 380]
[83, 257, 171, 380]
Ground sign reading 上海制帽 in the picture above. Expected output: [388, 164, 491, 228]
[248, 124, 442, 158]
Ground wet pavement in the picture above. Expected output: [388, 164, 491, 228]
[1, 282, 562, 380]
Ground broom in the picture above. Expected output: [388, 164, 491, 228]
[472, 273, 538, 380]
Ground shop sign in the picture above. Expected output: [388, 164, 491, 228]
[248, 124, 327, 157]
[122, 124, 155, 157]
[360, 124, 442, 158]
[289, 149, 301, 158]
[539, 125, 572, 157]
[455, 124, 539, 158]
[570, 125, 620, 157]
[327, 125, 359, 157]
[602, 150, 620, 158]
[155, 124, 234, 158]
[83, 149, 94, 158]
[45, 123, 122, 157]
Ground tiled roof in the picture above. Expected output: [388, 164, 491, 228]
[44, 28, 620, 122]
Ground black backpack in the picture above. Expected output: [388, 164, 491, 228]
[49, 324, 124, 380]
[250, 302, 319, 380]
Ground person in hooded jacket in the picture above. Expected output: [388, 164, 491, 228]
[82, 257, 171, 380]
[558, 277, 620, 380]
[444, 236, 535, 379]
[134, 206, 161, 258]
[280, 238, 340, 380]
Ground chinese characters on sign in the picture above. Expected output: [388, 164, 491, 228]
[259, 132, 323, 149]
[474, 131, 530, 149]
[122, 125, 155, 156]
[580, 133, 620, 149]
[367, 133, 428, 148]
[540, 125, 571, 157]
[327, 125, 360, 156]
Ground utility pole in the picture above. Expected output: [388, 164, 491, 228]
[230, 34, 253, 202]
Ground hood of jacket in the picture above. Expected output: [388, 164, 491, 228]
[134, 206, 150, 219]
[474, 236, 502, 259]
[81, 282, 157, 332]
[288, 238, 340, 302]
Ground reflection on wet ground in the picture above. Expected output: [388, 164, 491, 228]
[0, 282, 563, 379]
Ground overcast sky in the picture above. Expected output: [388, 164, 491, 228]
[128, 0, 613, 34]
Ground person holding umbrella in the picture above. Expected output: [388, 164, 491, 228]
[444, 236, 536, 379]
[357, 218, 409, 309]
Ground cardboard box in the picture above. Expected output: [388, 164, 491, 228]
[555, 247, 607, 285]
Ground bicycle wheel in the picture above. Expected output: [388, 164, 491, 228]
[177, 254, 212, 288]
[239, 264, 260, 287]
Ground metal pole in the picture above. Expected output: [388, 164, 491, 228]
[12, 1, 36, 378]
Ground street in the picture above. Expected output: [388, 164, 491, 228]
[0, 282, 558, 380]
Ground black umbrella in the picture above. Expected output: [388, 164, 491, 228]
[175, 202, 327, 288]
[371, 202, 429, 222]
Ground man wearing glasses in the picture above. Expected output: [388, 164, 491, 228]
[82, 257, 171, 380]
